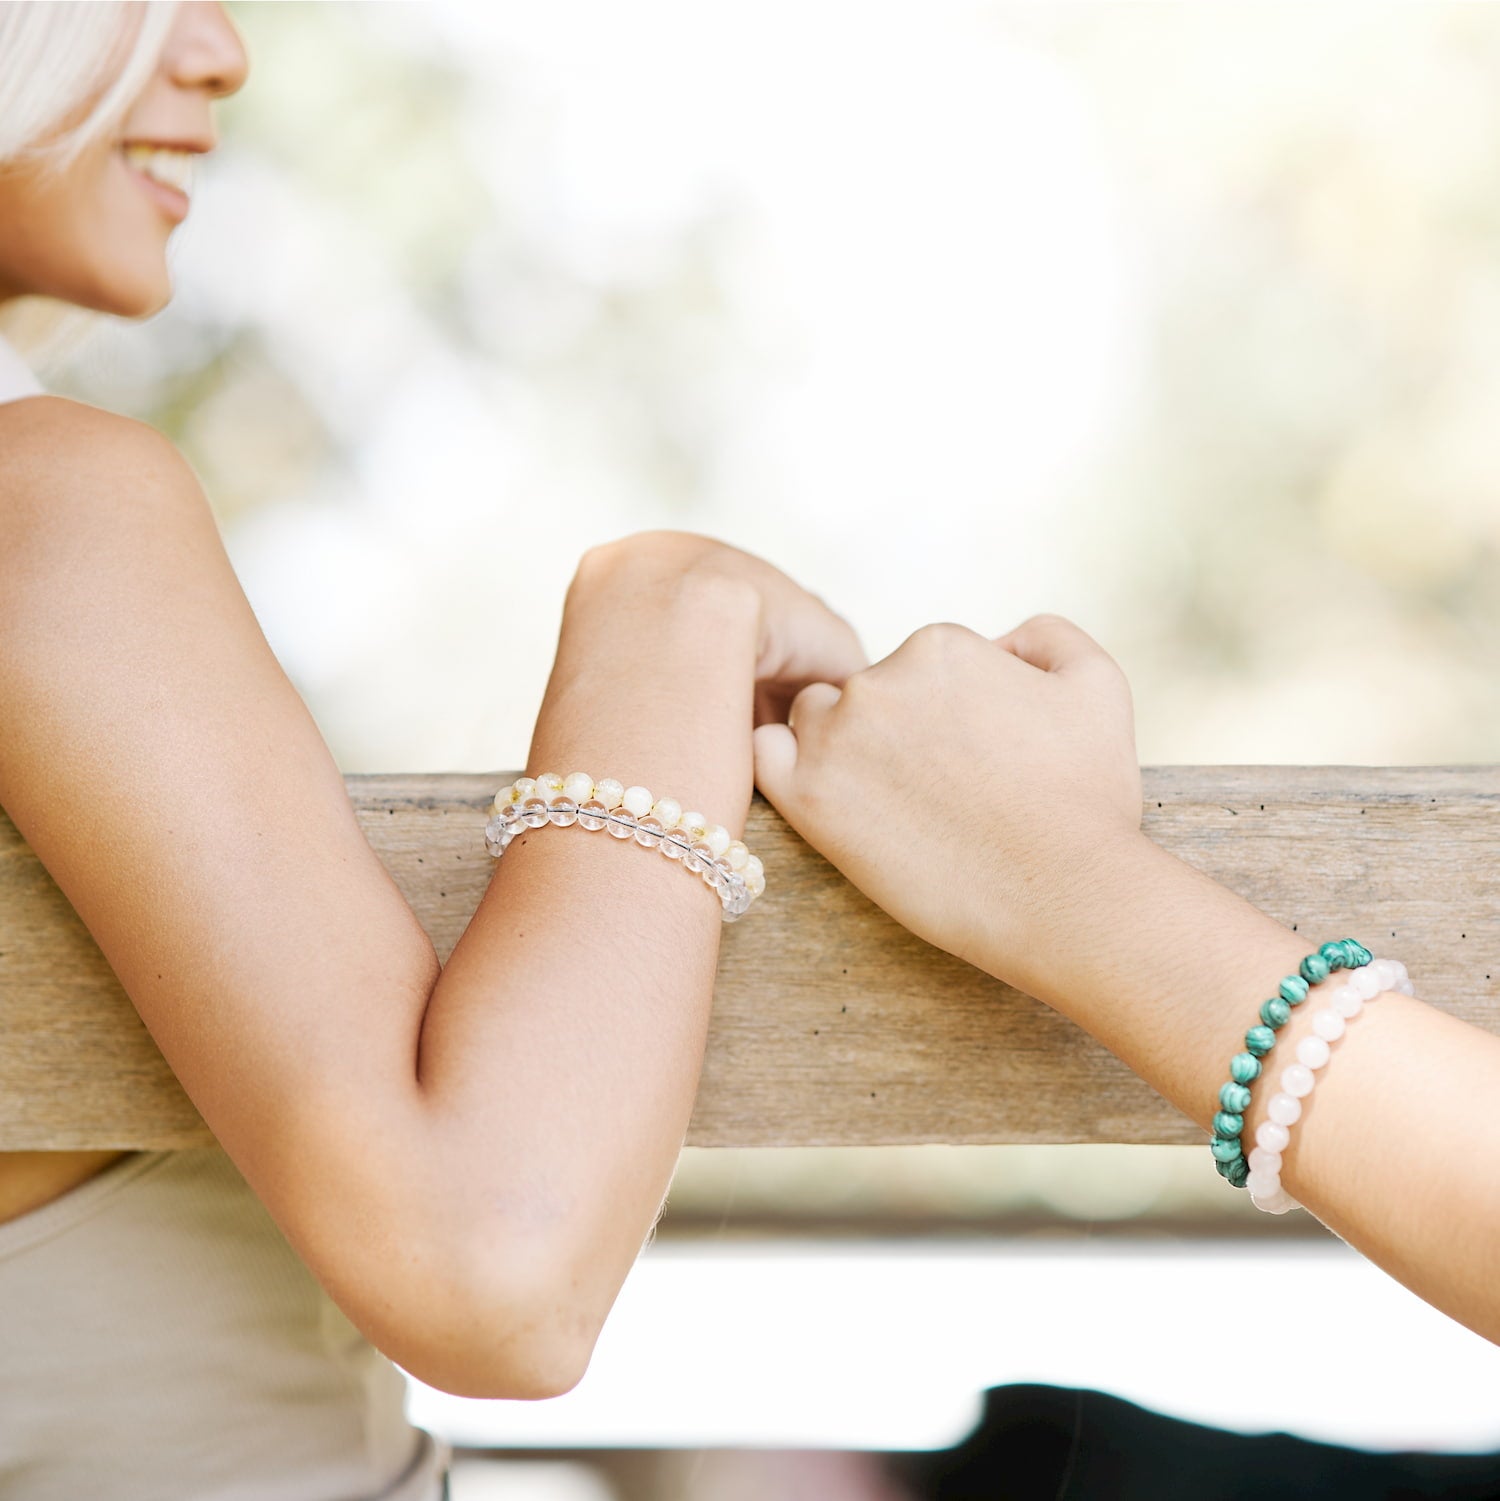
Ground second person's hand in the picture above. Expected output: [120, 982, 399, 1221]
[753, 613, 1143, 998]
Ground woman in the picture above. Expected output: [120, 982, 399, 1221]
[0, 3, 864, 1495]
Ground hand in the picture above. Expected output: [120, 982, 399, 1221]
[568, 531, 869, 725]
[753, 614, 1144, 995]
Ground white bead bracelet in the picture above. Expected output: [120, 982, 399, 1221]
[484, 773, 764, 922]
[1247, 955, 1413, 1215]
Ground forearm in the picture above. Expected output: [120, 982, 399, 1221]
[328, 552, 760, 1395]
[991, 830, 1500, 1344]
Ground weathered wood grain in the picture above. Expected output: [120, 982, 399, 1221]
[2, 767, 1497, 1149]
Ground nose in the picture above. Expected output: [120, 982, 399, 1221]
[166, 1, 250, 101]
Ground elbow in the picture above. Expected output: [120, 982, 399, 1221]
[404, 1316, 597, 1403]
[364, 1239, 606, 1401]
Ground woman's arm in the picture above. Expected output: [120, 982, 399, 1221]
[0, 397, 862, 1397]
[755, 614, 1500, 1346]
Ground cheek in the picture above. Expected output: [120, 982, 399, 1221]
[0, 148, 172, 316]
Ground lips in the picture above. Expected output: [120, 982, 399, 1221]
[121, 143, 195, 195]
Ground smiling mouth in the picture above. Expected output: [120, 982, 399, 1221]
[120, 143, 196, 197]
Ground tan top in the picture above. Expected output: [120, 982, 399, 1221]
[0, 1150, 449, 1499]
[0, 336, 449, 1498]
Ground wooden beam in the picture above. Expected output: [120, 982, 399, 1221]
[3, 768, 1497, 1149]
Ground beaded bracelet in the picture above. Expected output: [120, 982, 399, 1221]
[1243, 955, 1411, 1214]
[484, 772, 765, 922]
[1210, 938, 1414, 1211]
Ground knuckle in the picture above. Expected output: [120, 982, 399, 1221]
[835, 667, 878, 707]
[905, 620, 978, 656]
[1023, 611, 1073, 634]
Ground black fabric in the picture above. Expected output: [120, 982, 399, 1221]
[890, 1385, 1500, 1501]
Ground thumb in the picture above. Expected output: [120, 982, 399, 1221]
[994, 612, 1108, 678]
[752, 721, 800, 812]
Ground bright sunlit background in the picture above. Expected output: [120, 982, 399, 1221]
[30, 2, 1500, 1497]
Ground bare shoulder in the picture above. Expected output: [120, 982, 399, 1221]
[0, 392, 183, 474]
[0, 396, 217, 612]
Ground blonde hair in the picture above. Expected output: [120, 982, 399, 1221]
[0, 0, 179, 353]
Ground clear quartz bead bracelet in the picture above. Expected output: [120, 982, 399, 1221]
[484, 773, 765, 922]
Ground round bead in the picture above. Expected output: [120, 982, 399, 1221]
[685, 840, 717, 874]
[746, 868, 767, 898]
[1279, 975, 1310, 1005]
[1267, 1092, 1303, 1127]
[1350, 968, 1382, 1001]
[1244, 1168, 1281, 1198]
[520, 797, 550, 829]
[496, 803, 521, 827]
[563, 772, 595, 804]
[606, 810, 636, 839]
[1299, 953, 1331, 985]
[652, 797, 683, 831]
[1397, 978, 1416, 996]
[1253, 1187, 1298, 1215]
[1224, 1156, 1250, 1188]
[1319, 941, 1348, 970]
[1212, 1111, 1244, 1139]
[622, 785, 654, 817]
[633, 814, 664, 848]
[1367, 958, 1401, 995]
[535, 771, 565, 800]
[546, 797, 578, 827]
[660, 832, 691, 861]
[701, 856, 730, 891]
[1260, 998, 1291, 1029]
[1338, 940, 1364, 968]
[703, 824, 732, 858]
[1255, 1120, 1291, 1153]
[1312, 1009, 1346, 1042]
[1280, 1063, 1315, 1099]
[1210, 1136, 1243, 1163]
[1219, 1081, 1252, 1114]
[576, 799, 608, 832]
[1247, 1146, 1283, 1176]
[722, 840, 751, 872]
[1214, 1156, 1234, 1179]
[1330, 985, 1363, 1020]
[1348, 941, 1373, 967]
[744, 854, 765, 885]
[595, 779, 626, 810]
[1229, 1052, 1261, 1085]
[1296, 1035, 1331, 1070]
[679, 810, 710, 843]
[512, 777, 537, 803]
[1244, 1025, 1277, 1057]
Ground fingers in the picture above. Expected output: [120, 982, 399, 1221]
[776, 601, 868, 689]
[993, 612, 1114, 678]
[752, 722, 798, 808]
[787, 680, 842, 734]
[753, 680, 841, 810]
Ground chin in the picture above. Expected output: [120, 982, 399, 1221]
[83, 263, 174, 320]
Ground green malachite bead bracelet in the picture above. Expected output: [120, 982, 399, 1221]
[1209, 938, 1374, 1194]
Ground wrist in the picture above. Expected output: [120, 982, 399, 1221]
[957, 821, 1153, 1001]
[532, 546, 761, 839]
[978, 827, 1309, 1125]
